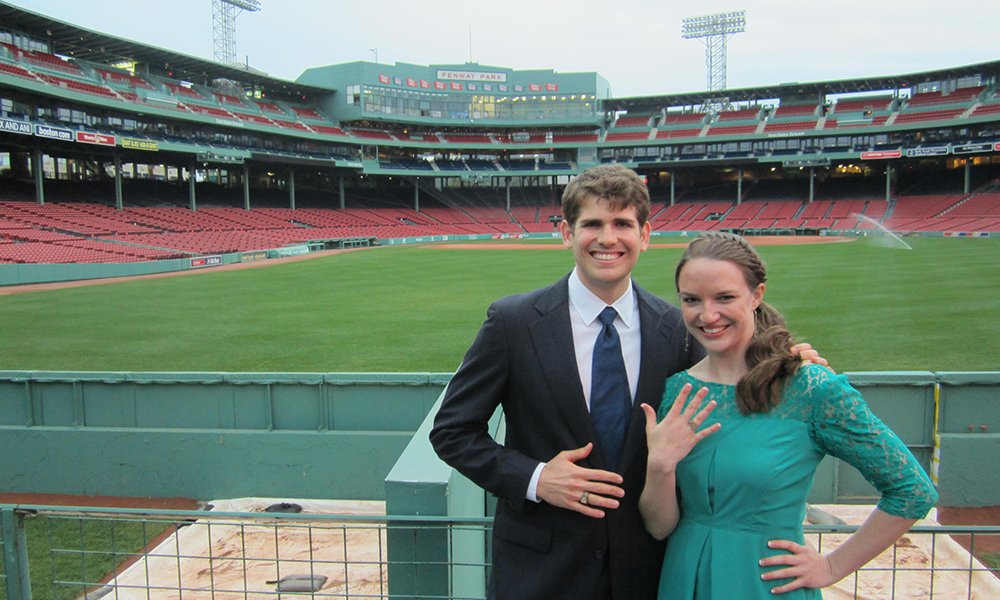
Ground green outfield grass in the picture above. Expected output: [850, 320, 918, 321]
[0, 236, 998, 373]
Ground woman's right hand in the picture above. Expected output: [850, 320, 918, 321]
[642, 383, 720, 474]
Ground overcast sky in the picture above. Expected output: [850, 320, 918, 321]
[9, 0, 999, 97]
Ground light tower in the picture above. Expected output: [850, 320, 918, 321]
[682, 10, 746, 112]
[212, 0, 261, 66]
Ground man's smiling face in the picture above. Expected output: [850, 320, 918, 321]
[561, 194, 651, 304]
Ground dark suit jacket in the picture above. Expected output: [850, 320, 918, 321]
[430, 274, 704, 600]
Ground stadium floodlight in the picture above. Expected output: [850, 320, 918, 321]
[212, 0, 262, 67]
[682, 10, 746, 100]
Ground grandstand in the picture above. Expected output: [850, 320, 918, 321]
[1, 3, 1000, 270]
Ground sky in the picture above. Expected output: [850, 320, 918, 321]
[9, 0, 1000, 98]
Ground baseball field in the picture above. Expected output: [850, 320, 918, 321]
[1, 235, 997, 373]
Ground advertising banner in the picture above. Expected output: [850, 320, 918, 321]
[34, 124, 73, 141]
[122, 137, 159, 150]
[191, 255, 222, 268]
[76, 131, 116, 146]
[0, 117, 32, 135]
[860, 150, 901, 159]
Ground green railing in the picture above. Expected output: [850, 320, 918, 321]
[1, 505, 998, 600]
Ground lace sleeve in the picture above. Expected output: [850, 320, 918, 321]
[799, 365, 938, 519]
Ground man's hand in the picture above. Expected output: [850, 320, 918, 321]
[790, 342, 829, 369]
[536, 443, 624, 518]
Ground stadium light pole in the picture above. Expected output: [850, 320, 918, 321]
[682, 10, 746, 112]
[212, 0, 261, 67]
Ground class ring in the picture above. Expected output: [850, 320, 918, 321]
[580, 492, 590, 505]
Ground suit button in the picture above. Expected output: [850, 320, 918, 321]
[594, 550, 604, 559]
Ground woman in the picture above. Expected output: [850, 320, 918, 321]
[638, 232, 937, 599]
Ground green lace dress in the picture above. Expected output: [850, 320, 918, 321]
[655, 364, 937, 600]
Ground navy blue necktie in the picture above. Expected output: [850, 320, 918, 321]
[590, 306, 631, 470]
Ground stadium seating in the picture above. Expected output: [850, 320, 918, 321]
[35, 73, 119, 99]
[715, 107, 762, 121]
[346, 128, 395, 140]
[164, 82, 204, 100]
[290, 106, 326, 121]
[906, 86, 984, 108]
[763, 120, 819, 133]
[20, 49, 84, 76]
[941, 193, 1000, 217]
[660, 112, 707, 126]
[605, 131, 652, 142]
[892, 108, 966, 125]
[613, 115, 653, 128]
[969, 103, 1000, 117]
[771, 104, 818, 118]
[706, 124, 758, 136]
[892, 194, 966, 218]
[830, 96, 894, 114]
[96, 68, 155, 90]
[440, 133, 493, 144]
[310, 124, 350, 136]
[656, 128, 702, 139]
[0, 61, 38, 80]
[552, 132, 599, 143]
[255, 101, 287, 115]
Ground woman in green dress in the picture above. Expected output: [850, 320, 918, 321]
[639, 232, 937, 599]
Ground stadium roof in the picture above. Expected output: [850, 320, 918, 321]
[0, 1, 333, 96]
[605, 59, 1000, 112]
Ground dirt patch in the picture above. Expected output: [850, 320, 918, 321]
[938, 505, 1000, 569]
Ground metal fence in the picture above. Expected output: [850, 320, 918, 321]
[1, 505, 998, 600]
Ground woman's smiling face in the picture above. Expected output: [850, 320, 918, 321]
[677, 257, 764, 358]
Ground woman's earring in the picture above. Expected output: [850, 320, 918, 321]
[753, 309, 759, 339]
[684, 331, 690, 353]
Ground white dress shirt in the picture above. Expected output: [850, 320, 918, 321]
[527, 268, 642, 501]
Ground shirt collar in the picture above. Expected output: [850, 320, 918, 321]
[568, 267, 636, 328]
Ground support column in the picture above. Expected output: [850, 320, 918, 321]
[964, 161, 971, 194]
[670, 170, 675, 206]
[114, 152, 123, 210]
[736, 168, 743, 205]
[243, 164, 251, 210]
[885, 164, 892, 203]
[288, 168, 296, 211]
[809, 167, 815, 203]
[506, 179, 511, 213]
[32, 148, 44, 204]
[189, 165, 197, 211]
[339, 174, 346, 209]
[414, 178, 420, 212]
[2, 508, 32, 600]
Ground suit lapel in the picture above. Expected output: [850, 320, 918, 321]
[527, 275, 596, 447]
[619, 283, 682, 470]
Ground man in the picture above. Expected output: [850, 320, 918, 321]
[431, 165, 820, 599]
[430, 164, 694, 600]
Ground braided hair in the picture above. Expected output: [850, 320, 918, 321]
[675, 232, 799, 415]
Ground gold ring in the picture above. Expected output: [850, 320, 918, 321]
[580, 492, 590, 505]
[689, 420, 698, 432]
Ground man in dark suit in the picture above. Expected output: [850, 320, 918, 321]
[430, 164, 696, 600]
[432, 163, 819, 599]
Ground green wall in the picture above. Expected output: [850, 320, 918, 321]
[0, 371, 448, 500]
